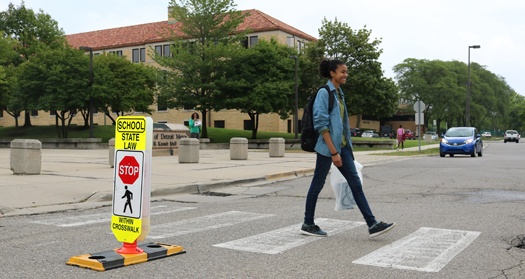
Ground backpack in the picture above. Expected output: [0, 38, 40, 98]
[300, 85, 335, 152]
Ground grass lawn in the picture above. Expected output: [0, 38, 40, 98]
[0, 125, 116, 143]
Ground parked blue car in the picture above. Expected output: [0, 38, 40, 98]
[440, 127, 483, 157]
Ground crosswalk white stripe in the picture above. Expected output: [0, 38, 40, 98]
[31, 206, 196, 227]
[213, 218, 366, 254]
[147, 211, 274, 239]
[352, 227, 481, 272]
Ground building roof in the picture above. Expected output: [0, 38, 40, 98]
[66, 9, 317, 50]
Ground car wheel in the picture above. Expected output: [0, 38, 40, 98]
[471, 147, 477, 157]
[517, 141, 519, 143]
[440, 152, 445, 157]
[478, 145, 483, 157]
[450, 154, 454, 157]
[504, 140, 507, 143]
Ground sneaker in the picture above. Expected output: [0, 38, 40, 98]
[369, 221, 396, 238]
[300, 223, 327, 237]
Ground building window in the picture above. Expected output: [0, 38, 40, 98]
[109, 51, 115, 55]
[116, 50, 123, 57]
[183, 105, 194, 111]
[31, 110, 38, 117]
[297, 41, 302, 52]
[163, 45, 170, 57]
[49, 111, 56, 116]
[184, 120, 189, 126]
[214, 120, 225, 128]
[244, 120, 254, 130]
[0, 109, 3, 118]
[287, 37, 294, 48]
[140, 48, 146, 62]
[157, 96, 168, 112]
[132, 49, 139, 63]
[155, 45, 162, 56]
[249, 36, 258, 47]
[92, 107, 98, 114]
[111, 109, 120, 115]
[241, 37, 248, 49]
[94, 53, 100, 56]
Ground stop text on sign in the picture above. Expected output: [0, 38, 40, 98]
[118, 155, 140, 185]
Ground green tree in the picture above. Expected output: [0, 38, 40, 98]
[394, 59, 513, 132]
[221, 39, 295, 139]
[0, 1, 65, 127]
[297, 40, 325, 106]
[315, 18, 399, 127]
[507, 92, 525, 131]
[153, 0, 249, 138]
[16, 46, 89, 138]
[93, 52, 157, 125]
[394, 59, 464, 132]
[0, 32, 18, 121]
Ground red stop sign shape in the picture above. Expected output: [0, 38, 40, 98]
[118, 156, 140, 185]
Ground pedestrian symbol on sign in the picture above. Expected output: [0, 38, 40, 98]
[122, 186, 133, 214]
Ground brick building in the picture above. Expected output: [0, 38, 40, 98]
[0, 8, 316, 133]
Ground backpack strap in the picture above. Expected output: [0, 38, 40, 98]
[319, 85, 335, 114]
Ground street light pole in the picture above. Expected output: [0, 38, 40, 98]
[80, 46, 94, 138]
[289, 55, 299, 139]
[466, 45, 480, 127]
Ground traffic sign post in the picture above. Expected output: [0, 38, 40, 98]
[67, 116, 186, 271]
[111, 116, 152, 252]
[414, 101, 426, 153]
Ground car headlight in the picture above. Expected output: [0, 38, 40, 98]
[464, 139, 473, 144]
[441, 138, 448, 144]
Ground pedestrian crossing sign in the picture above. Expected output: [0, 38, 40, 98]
[111, 116, 153, 244]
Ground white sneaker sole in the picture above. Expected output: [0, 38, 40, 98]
[300, 229, 328, 237]
[369, 223, 396, 238]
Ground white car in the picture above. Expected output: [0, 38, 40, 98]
[481, 132, 491, 138]
[361, 130, 379, 138]
[424, 132, 438, 141]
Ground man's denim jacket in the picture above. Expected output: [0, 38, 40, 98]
[313, 80, 353, 157]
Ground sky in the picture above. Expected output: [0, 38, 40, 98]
[2, 0, 524, 96]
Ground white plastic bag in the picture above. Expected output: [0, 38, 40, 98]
[330, 160, 363, 211]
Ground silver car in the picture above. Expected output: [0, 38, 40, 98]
[424, 132, 439, 141]
[361, 130, 379, 138]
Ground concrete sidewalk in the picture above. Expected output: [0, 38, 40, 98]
[0, 144, 439, 216]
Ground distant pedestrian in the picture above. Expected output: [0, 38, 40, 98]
[300, 58, 396, 238]
[397, 125, 405, 150]
[189, 112, 201, 139]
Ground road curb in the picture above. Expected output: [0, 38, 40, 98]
[266, 168, 315, 181]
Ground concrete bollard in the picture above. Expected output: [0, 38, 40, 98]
[179, 138, 200, 163]
[230, 137, 248, 160]
[10, 139, 42, 175]
[109, 138, 115, 168]
[269, 137, 285, 157]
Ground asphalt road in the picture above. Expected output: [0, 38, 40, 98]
[1, 141, 525, 278]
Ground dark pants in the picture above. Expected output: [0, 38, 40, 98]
[304, 146, 376, 227]
[190, 132, 200, 139]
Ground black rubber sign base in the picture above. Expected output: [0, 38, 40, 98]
[66, 242, 185, 271]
